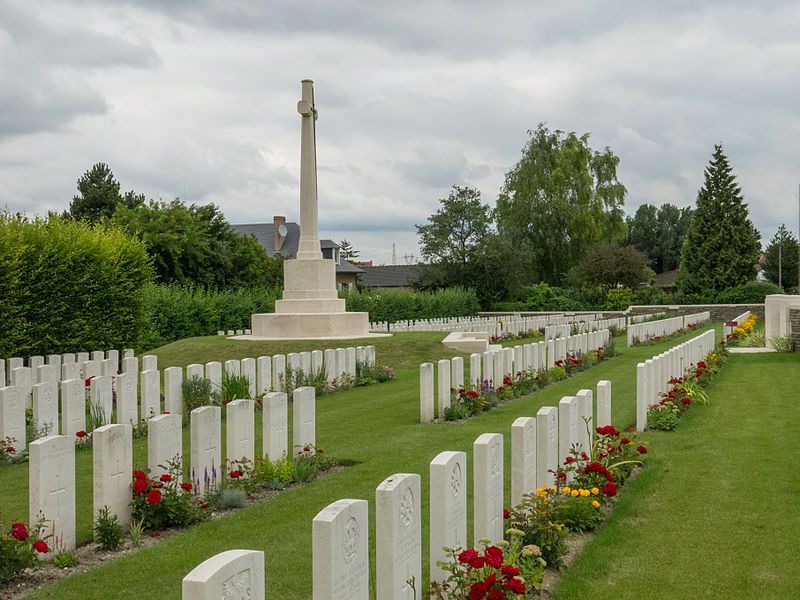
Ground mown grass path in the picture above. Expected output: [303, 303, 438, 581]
[551, 351, 800, 599]
[2, 327, 725, 599]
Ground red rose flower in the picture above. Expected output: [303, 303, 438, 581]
[33, 540, 49, 553]
[636, 445, 648, 454]
[152, 482, 164, 489]
[133, 470, 147, 480]
[501, 564, 520, 577]
[4, 446, 13, 453]
[180, 482, 193, 492]
[485, 546, 503, 568]
[160, 474, 172, 482]
[466, 391, 479, 398]
[580, 452, 589, 461]
[585, 461, 603, 473]
[505, 577, 525, 594]
[469, 555, 486, 569]
[10, 522, 28, 541]
[602, 482, 618, 497]
[133, 479, 147, 494]
[503, 508, 510, 519]
[229, 470, 243, 479]
[200, 501, 209, 509]
[564, 456, 574, 464]
[681, 397, 691, 406]
[620, 438, 630, 445]
[488, 590, 504, 600]
[75, 430, 88, 439]
[459, 548, 479, 564]
[146, 489, 162, 504]
[469, 581, 489, 600]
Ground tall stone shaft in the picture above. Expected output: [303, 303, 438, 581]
[296, 79, 322, 261]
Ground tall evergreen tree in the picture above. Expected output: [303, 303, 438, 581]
[762, 224, 799, 289]
[676, 145, 760, 297]
[68, 163, 122, 223]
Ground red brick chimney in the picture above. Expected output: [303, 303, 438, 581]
[273, 215, 286, 252]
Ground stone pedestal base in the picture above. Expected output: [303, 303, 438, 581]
[251, 311, 370, 339]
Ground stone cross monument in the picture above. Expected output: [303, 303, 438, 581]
[250, 80, 370, 339]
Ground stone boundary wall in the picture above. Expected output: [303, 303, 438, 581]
[625, 304, 765, 322]
[790, 309, 800, 351]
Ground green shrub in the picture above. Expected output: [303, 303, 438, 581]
[219, 372, 251, 405]
[141, 284, 281, 349]
[52, 550, 80, 568]
[182, 375, 217, 418]
[715, 280, 783, 304]
[554, 496, 604, 533]
[605, 287, 632, 311]
[633, 285, 677, 305]
[341, 287, 479, 323]
[93, 506, 124, 551]
[0, 214, 152, 357]
[220, 487, 248, 509]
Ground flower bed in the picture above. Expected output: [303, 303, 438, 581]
[442, 343, 616, 422]
[630, 322, 702, 346]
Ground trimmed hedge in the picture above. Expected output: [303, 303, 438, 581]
[341, 287, 479, 323]
[141, 284, 281, 349]
[0, 215, 152, 357]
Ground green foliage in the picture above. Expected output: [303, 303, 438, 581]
[293, 454, 319, 484]
[93, 506, 124, 551]
[0, 214, 152, 357]
[141, 284, 281, 349]
[219, 372, 252, 405]
[625, 203, 693, 273]
[677, 145, 761, 296]
[68, 163, 123, 223]
[770, 335, 793, 352]
[131, 462, 208, 531]
[495, 124, 627, 284]
[52, 550, 80, 568]
[220, 487, 248, 509]
[574, 243, 652, 289]
[337, 239, 359, 261]
[181, 376, 214, 418]
[554, 496, 604, 533]
[740, 329, 766, 348]
[341, 287, 479, 323]
[521, 282, 605, 311]
[416, 186, 492, 288]
[605, 288, 633, 311]
[128, 520, 144, 548]
[633, 285, 678, 306]
[647, 402, 680, 431]
[0, 518, 46, 584]
[714, 281, 783, 304]
[762, 224, 799, 288]
[111, 200, 282, 290]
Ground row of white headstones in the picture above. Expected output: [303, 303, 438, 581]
[635, 329, 716, 431]
[420, 329, 612, 422]
[26, 385, 318, 555]
[0, 346, 376, 454]
[626, 311, 711, 346]
[375, 313, 624, 336]
[179, 379, 614, 600]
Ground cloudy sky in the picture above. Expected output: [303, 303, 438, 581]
[1, 0, 799, 264]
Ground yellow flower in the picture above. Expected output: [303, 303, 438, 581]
[592, 500, 600, 508]
[591, 487, 599, 495]
[580, 489, 590, 497]
[549, 485, 556, 492]
[535, 487, 542, 495]
[571, 490, 579, 497]
[562, 486, 571, 494]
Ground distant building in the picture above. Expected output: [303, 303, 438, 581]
[359, 264, 422, 289]
[654, 269, 678, 292]
[231, 216, 364, 290]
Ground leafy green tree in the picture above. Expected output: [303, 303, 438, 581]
[626, 203, 692, 272]
[762, 224, 799, 289]
[68, 163, 122, 223]
[495, 124, 627, 284]
[338, 239, 359, 262]
[676, 145, 761, 297]
[573, 242, 652, 289]
[416, 186, 492, 288]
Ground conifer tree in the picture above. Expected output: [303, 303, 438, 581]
[677, 145, 760, 297]
[762, 224, 799, 289]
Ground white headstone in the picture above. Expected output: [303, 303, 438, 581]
[205, 361, 222, 400]
[36, 364, 59, 385]
[29, 435, 75, 551]
[33, 381, 59, 435]
[0, 361, 4, 388]
[636, 363, 647, 432]
[335, 348, 347, 379]
[11, 366, 32, 409]
[419, 363, 434, 424]
[535, 406, 558, 487]
[164, 367, 183, 415]
[450, 356, 464, 392]
[83, 360, 102, 380]
[101, 358, 117, 377]
[469, 353, 481, 388]
[148, 413, 183, 482]
[311, 350, 324, 377]
[122, 356, 138, 376]
[241, 358, 257, 398]
[190, 406, 221, 492]
[511, 416, 536, 506]
[93, 424, 133, 530]
[324, 349, 337, 383]
[293, 387, 315, 458]
[312, 498, 369, 600]
[76, 352, 90, 364]
[7, 358, 23, 384]
[186, 363, 204, 383]
[299, 351, 312, 375]
[493, 350, 504, 389]
[262, 392, 288, 460]
[89, 375, 113, 426]
[224, 359, 241, 378]
[226, 399, 255, 465]
[473, 433, 504, 543]
[597, 380, 612, 428]
[60, 378, 86, 438]
[429, 451, 467, 583]
[91, 351, 105, 363]
[46, 354, 62, 371]
[376, 473, 421, 600]
[115, 372, 138, 426]
[366, 345, 376, 367]
[346, 347, 357, 378]
[0, 386, 26, 453]
[106, 349, 119, 374]
[142, 355, 157, 371]
[272, 355, 286, 392]
[29, 355, 45, 373]
[140, 369, 161, 420]
[576, 389, 593, 451]
[436, 359, 451, 418]
[558, 396, 579, 472]
[257, 356, 272, 395]
[61, 353, 76, 365]
[182, 549, 265, 600]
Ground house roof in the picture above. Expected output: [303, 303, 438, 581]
[359, 265, 422, 288]
[654, 269, 678, 288]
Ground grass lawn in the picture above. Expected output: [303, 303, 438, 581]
[1, 326, 721, 599]
[551, 351, 800, 599]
